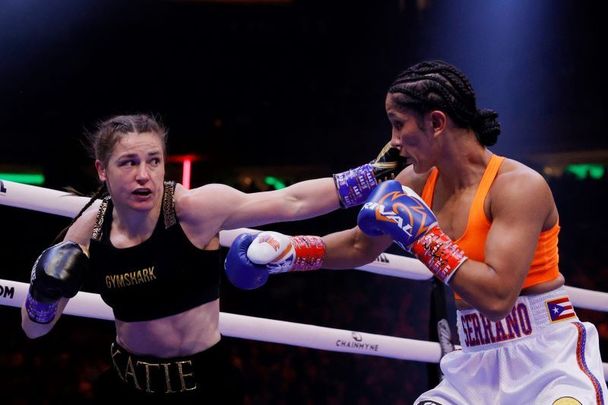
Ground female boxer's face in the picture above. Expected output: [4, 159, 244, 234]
[96, 131, 165, 213]
[385, 93, 436, 174]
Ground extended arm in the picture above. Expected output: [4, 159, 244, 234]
[179, 143, 407, 232]
[225, 221, 393, 290]
[321, 227, 393, 270]
[201, 178, 342, 231]
[218, 145, 406, 289]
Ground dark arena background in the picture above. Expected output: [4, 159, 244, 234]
[1, 0, 607, 403]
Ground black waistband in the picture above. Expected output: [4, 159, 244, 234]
[110, 340, 224, 395]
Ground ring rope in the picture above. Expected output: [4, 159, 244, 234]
[1, 277, 606, 379]
[0, 278, 442, 363]
[1, 179, 607, 379]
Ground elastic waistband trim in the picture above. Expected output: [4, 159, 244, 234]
[456, 287, 578, 352]
[110, 341, 209, 394]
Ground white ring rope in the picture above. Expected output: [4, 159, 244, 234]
[1, 179, 607, 379]
[0, 179, 101, 218]
[0, 278, 442, 363]
[1, 277, 607, 380]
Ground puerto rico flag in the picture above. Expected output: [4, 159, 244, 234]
[546, 297, 576, 322]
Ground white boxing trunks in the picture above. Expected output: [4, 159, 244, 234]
[416, 287, 607, 405]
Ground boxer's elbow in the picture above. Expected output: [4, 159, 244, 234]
[350, 230, 389, 266]
[478, 290, 519, 322]
[481, 305, 513, 322]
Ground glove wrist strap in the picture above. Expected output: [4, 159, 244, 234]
[411, 227, 467, 284]
[291, 236, 326, 271]
[333, 164, 377, 208]
[25, 293, 58, 324]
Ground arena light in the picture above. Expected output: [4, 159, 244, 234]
[565, 164, 605, 180]
[264, 176, 286, 190]
[168, 154, 203, 190]
[0, 173, 45, 185]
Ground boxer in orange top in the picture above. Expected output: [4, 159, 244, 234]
[227, 60, 607, 404]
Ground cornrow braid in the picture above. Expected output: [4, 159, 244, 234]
[388, 60, 501, 146]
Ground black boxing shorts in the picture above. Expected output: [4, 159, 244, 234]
[103, 339, 241, 403]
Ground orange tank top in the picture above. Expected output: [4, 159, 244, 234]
[420, 155, 560, 293]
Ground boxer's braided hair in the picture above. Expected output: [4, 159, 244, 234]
[53, 114, 168, 243]
[388, 60, 501, 146]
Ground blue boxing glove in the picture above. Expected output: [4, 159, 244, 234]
[357, 180, 467, 284]
[333, 142, 408, 208]
[224, 233, 270, 290]
[357, 180, 437, 248]
[225, 231, 326, 290]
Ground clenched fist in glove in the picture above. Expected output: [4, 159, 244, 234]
[357, 180, 467, 284]
[225, 231, 326, 290]
[25, 241, 88, 324]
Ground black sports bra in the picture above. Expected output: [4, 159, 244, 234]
[88, 181, 221, 322]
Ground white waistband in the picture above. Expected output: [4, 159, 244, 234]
[456, 287, 578, 352]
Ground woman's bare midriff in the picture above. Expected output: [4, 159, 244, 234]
[115, 299, 221, 358]
[455, 273, 566, 310]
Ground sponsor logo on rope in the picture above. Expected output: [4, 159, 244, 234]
[335, 331, 379, 352]
[374, 253, 390, 264]
[0, 285, 15, 299]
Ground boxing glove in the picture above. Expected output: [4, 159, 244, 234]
[25, 241, 88, 323]
[225, 231, 326, 290]
[357, 180, 467, 284]
[224, 233, 270, 290]
[333, 142, 408, 208]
